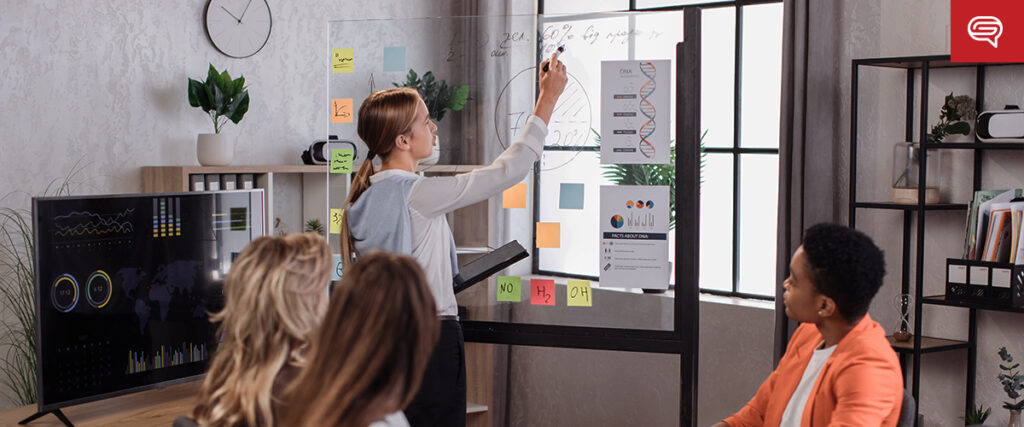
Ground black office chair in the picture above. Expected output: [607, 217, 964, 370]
[897, 389, 916, 427]
[172, 416, 199, 427]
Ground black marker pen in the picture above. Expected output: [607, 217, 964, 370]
[542, 45, 565, 72]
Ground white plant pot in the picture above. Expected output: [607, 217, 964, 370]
[196, 133, 234, 166]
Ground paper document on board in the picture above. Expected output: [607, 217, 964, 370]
[598, 185, 670, 289]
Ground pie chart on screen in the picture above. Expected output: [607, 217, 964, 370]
[610, 215, 624, 228]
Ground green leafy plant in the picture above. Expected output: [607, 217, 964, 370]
[393, 69, 469, 122]
[928, 92, 976, 142]
[600, 129, 707, 230]
[999, 346, 1024, 410]
[187, 64, 250, 134]
[962, 403, 991, 425]
[0, 169, 80, 405]
[304, 218, 325, 234]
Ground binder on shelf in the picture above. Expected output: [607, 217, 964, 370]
[189, 175, 205, 192]
[221, 174, 237, 190]
[946, 258, 1024, 307]
[239, 174, 254, 189]
[453, 240, 529, 295]
[205, 174, 221, 191]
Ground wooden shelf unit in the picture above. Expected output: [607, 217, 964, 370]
[141, 165, 342, 238]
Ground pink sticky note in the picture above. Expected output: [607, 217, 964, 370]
[531, 279, 555, 306]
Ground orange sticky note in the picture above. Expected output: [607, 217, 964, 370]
[331, 98, 353, 124]
[502, 183, 527, 209]
[567, 279, 592, 307]
[531, 279, 555, 306]
[332, 48, 354, 73]
[536, 222, 560, 248]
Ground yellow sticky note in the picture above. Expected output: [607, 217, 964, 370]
[331, 98, 353, 123]
[332, 48, 354, 73]
[331, 148, 353, 174]
[502, 183, 527, 209]
[536, 222, 560, 248]
[567, 279, 592, 307]
[329, 209, 344, 234]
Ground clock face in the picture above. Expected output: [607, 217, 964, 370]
[204, 0, 272, 58]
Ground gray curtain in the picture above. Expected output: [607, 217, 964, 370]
[774, 0, 844, 363]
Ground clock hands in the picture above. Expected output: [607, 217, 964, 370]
[219, 5, 241, 23]
[238, 0, 253, 23]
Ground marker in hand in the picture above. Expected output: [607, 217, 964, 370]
[542, 45, 565, 72]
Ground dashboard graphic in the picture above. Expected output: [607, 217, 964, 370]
[33, 190, 264, 412]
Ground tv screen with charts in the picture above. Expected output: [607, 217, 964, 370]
[32, 190, 264, 412]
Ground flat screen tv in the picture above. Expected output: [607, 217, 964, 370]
[31, 190, 264, 415]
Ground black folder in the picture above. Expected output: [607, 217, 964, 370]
[453, 240, 529, 294]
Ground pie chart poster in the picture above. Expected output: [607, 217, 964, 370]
[599, 185, 670, 289]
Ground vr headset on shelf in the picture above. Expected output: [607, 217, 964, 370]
[977, 105, 1024, 142]
[301, 135, 358, 165]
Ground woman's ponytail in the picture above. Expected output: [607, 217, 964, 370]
[338, 87, 421, 269]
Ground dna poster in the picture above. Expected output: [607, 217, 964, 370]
[599, 59, 672, 164]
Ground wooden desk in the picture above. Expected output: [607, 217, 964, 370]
[0, 381, 199, 427]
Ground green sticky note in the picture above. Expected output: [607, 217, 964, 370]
[496, 276, 522, 302]
[331, 149, 353, 174]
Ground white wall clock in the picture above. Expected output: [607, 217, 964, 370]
[204, 0, 272, 58]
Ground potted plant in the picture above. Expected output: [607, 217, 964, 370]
[188, 64, 250, 166]
[393, 69, 469, 165]
[999, 346, 1024, 427]
[928, 92, 976, 143]
[963, 403, 991, 426]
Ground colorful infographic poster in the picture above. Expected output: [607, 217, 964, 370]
[600, 59, 672, 164]
[599, 185, 670, 289]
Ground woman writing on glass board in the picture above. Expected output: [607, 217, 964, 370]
[338, 52, 568, 427]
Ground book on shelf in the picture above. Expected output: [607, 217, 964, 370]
[967, 189, 1021, 260]
[983, 203, 1012, 262]
[1011, 201, 1024, 263]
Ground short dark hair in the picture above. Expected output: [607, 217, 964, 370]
[802, 223, 885, 322]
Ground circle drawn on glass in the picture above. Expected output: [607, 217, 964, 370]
[494, 67, 593, 171]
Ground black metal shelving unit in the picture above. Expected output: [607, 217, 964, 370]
[849, 54, 1024, 425]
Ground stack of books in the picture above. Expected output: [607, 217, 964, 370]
[964, 189, 1024, 263]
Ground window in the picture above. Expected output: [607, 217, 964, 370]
[535, 0, 782, 299]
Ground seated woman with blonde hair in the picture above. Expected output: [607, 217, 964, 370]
[278, 251, 439, 427]
[715, 223, 903, 427]
[188, 233, 333, 427]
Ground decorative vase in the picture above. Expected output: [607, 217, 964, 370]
[891, 142, 939, 204]
[1010, 409, 1022, 427]
[196, 133, 234, 166]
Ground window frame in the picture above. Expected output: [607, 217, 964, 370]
[533, 0, 782, 301]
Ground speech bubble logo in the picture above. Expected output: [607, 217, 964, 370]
[968, 16, 1003, 48]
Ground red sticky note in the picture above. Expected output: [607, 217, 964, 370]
[531, 279, 555, 306]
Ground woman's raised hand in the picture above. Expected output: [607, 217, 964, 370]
[534, 51, 569, 124]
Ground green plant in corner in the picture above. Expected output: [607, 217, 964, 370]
[304, 218, 325, 235]
[393, 69, 469, 122]
[962, 403, 991, 425]
[999, 346, 1024, 411]
[187, 64, 250, 134]
[0, 167, 80, 406]
[600, 129, 707, 230]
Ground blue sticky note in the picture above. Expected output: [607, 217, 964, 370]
[382, 46, 406, 72]
[559, 183, 585, 209]
[332, 254, 343, 281]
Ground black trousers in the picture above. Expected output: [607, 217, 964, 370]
[406, 319, 466, 427]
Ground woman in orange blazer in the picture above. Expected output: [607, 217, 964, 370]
[715, 224, 904, 427]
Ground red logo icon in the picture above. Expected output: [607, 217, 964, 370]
[951, 0, 1024, 62]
